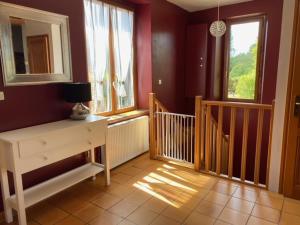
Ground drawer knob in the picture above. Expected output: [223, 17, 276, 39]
[42, 155, 48, 160]
[41, 140, 47, 145]
[87, 127, 92, 132]
[88, 140, 92, 145]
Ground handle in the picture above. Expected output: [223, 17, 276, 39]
[294, 96, 300, 116]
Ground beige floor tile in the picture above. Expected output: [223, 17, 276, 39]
[183, 211, 215, 225]
[150, 215, 180, 225]
[92, 193, 121, 209]
[55, 216, 85, 225]
[142, 197, 169, 213]
[108, 200, 139, 218]
[124, 190, 152, 206]
[28, 203, 68, 225]
[247, 216, 277, 225]
[280, 212, 300, 225]
[282, 198, 300, 217]
[226, 197, 255, 214]
[256, 194, 284, 210]
[89, 211, 123, 225]
[120, 166, 143, 176]
[107, 184, 136, 198]
[127, 207, 159, 225]
[204, 191, 231, 206]
[111, 173, 133, 184]
[118, 219, 136, 225]
[161, 206, 192, 223]
[72, 203, 103, 222]
[251, 204, 280, 223]
[213, 182, 238, 195]
[195, 200, 224, 218]
[219, 208, 249, 225]
[214, 220, 231, 225]
[233, 188, 258, 202]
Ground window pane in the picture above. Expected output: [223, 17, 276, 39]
[111, 8, 135, 110]
[227, 21, 260, 100]
[84, 0, 112, 113]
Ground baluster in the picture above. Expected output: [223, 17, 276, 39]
[216, 106, 224, 175]
[228, 108, 237, 178]
[254, 108, 264, 185]
[241, 108, 250, 181]
[205, 105, 212, 171]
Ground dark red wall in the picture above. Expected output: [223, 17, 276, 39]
[189, 0, 284, 104]
[189, 0, 283, 182]
[151, 0, 188, 113]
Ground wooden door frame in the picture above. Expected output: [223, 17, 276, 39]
[279, 0, 300, 194]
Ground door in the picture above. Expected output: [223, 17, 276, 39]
[282, 0, 300, 199]
[185, 24, 208, 98]
[27, 35, 51, 73]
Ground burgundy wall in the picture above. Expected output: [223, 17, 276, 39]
[189, 0, 283, 182]
[136, 3, 152, 109]
[189, 0, 284, 104]
[151, 0, 188, 113]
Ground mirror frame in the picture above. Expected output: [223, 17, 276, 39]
[0, 1, 73, 86]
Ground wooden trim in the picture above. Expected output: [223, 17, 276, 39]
[205, 105, 212, 171]
[194, 96, 202, 171]
[216, 106, 224, 175]
[241, 108, 250, 181]
[223, 15, 266, 103]
[254, 108, 264, 185]
[202, 100, 272, 109]
[149, 93, 156, 159]
[266, 100, 275, 189]
[228, 107, 237, 178]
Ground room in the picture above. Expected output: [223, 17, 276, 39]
[0, 0, 299, 224]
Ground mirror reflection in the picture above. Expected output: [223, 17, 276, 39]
[10, 17, 64, 74]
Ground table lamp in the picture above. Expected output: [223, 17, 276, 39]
[63, 82, 92, 120]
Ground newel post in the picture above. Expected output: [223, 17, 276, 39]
[149, 93, 157, 159]
[194, 96, 202, 171]
[266, 100, 275, 189]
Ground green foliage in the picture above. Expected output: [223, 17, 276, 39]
[228, 42, 258, 100]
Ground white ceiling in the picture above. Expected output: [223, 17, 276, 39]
[166, 0, 254, 12]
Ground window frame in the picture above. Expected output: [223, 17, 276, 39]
[223, 14, 267, 103]
[87, 2, 137, 117]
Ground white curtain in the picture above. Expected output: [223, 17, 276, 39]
[84, 0, 110, 113]
[111, 8, 134, 98]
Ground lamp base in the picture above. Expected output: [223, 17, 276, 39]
[70, 103, 90, 120]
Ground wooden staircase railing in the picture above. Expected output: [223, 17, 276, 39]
[149, 93, 275, 188]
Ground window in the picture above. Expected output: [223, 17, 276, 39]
[84, 0, 135, 115]
[224, 16, 266, 102]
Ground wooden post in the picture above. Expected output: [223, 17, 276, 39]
[254, 108, 264, 185]
[228, 108, 236, 178]
[216, 106, 224, 175]
[149, 93, 157, 159]
[205, 105, 212, 171]
[194, 96, 202, 171]
[241, 108, 250, 181]
[266, 100, 275, 189]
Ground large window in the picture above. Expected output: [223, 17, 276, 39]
[84, 0, 135, 114]
[224, 16, 266, 102]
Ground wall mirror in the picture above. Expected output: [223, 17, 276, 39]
[0, 2, 72, 86]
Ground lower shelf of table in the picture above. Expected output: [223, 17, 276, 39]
[8, 163, 104, 209]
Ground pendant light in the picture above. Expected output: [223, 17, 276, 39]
[210, 0, 226, 37]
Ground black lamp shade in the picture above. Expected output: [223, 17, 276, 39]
[63, 83, 92, 103]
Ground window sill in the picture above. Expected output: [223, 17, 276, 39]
[106, 110, 149, 125]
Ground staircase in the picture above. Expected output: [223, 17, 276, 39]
[149, 93, 275, 189]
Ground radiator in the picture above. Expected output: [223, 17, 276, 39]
[104, 116, 149, 169]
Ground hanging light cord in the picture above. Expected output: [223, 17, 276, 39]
[218, 0, 220, 21]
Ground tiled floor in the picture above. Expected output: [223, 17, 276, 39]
[1, 153, 300, 225]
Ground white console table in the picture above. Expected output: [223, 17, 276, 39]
[0, 115, 110, 225]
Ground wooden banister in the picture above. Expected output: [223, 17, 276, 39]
[266, 100, 275, 188]
[216, 106, 224, 175]
[202, 100, 272, 110]
[205, 105, 212, 171]
[194, 96, 202, 171]
[241, 108, 250, 181]
[228, 108, 237, 178]
[149, 93, 156, 159]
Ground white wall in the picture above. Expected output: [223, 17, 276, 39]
[269, 0, 296, 192]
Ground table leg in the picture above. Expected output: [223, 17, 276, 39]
[0, 168, 13, 223]
[102, 145, 110, 186]
[13, 172, 27, 225]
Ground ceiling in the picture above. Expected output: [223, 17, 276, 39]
[166, 0, 254, 12]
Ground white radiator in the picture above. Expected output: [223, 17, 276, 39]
[104, 116, 149, 169]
